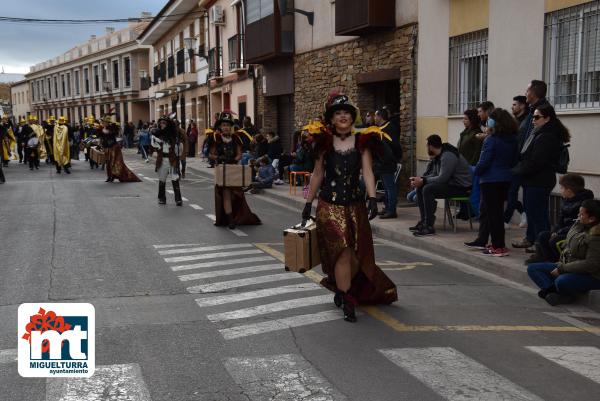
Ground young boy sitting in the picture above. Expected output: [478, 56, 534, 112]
[525, 173, 594, 264]
[246, 156, 276, 194]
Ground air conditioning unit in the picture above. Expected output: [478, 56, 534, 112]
[211, 5, 225, 25]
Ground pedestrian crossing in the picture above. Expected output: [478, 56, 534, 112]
[153, 242, 337, 340]
[2, 345, 600, 399]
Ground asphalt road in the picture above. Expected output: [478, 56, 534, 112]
[1, 152, 599, 401]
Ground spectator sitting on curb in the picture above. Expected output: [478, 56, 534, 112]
[528, 199, 600, 306]
[245, 156, 276, 194]
[525, 174, 594, 265]
[409, 134, 473, 237]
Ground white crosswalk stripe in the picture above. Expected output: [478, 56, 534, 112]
[166, 189, 174, 194]
[379, 347, 543, 401]
[164, 249, 263, 263]
[190, 204, 203, 210]
[0, 348, 17, 364]
[182, 197, 189, 201]
[153, 243, 202, 249]
[45, 363, 151, 401]
[178, 263, 283, 281]
[171, 255, 275, 272]
[158, 243, 253, 255]
[194, 283, 322, 307]
[230, 228, 248, 237]
[207, 294, 332, 322]
[224, 354, 347, 400]
[527, 346, 600, 384]
[205, 214, 216, 222]
[186, 273, 303, 294]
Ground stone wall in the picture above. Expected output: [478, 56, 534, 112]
[293, 24, 418, 180]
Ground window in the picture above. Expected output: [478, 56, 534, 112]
[101, 63, 108, 90]
[36, 81, 41, 101]
[448, 29, 488, 115]
[61, 74, 65, 97]
[113, 60, 120, 89]
[124, 57, 131, 87]
[84, 68, 90, 94]
[246, 0, 274, 24]
[75, 70, 80, 95]
[47, 78, 51, 99]
[66, 72, 71, 96]
[544, 1, 600, 109]
[93, 65, 99, 92]
[54, 76, 58, 99]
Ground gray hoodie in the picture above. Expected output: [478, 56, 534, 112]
[423, 143, 472, 188]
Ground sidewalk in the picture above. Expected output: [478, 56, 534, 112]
[176, 153, 600, 311]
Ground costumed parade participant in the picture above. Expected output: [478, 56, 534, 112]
[151, 116, 183, 205]
[16, 118, 29, 164]
[44, 116, 56, 164]
[301, 93, 398, 322]
[100, 116, 140, 183]
[30, 115, 47, 163]
[1, 116, 16, 167]
[209, 111, 261, 229]
[53, 116, 71, 174]
[21, 116, 38, 170]
[174, 119, 189, 179]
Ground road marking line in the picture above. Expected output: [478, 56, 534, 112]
[45, 363, 151, 401]
[167, 189, 174, 194]
[0, 348, 17, 364]
[187, 273, 302, 294]
[153, 243, 203, 249]
[182, 196, 189, 201]
[208, 294, 332, 322]
[255, 243, 593, 334]
[138, 173, 144, 177]
[224, 354, 347, 400]
[164, 249, 264, 263]
[195, 283, 322, 307]
[143, 176, 156, 182]
[527, 346, 600, 384]
[171, 255, 275, 272]
[190, 204, 204, 210]
[178, 263, 283, 281]
[158, 243, 253, 255]
[380, 347, 543, 401]
[230, 228, 248, 237]
[220, 310, 345, 340]
[206, 214, 216, 221]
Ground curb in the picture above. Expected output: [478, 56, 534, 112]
[186, 164, 600, 312]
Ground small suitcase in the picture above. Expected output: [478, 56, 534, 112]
[283, 220, 320, 273]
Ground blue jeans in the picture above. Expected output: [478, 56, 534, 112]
[407, 188, 417, 203]
[469, 166, 480, 217]
[381, 173, 398, 214]
[523, 186, 552, 243]
[527, 262, 600, 295]
[241, 153, 252, 166]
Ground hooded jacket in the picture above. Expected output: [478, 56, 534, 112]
[423, 143, 472, 188]
[554, 189, 595, 236]
[557, 222, 600, 280]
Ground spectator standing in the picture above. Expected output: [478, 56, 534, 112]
[457, 109, 483, 219]
[512, 103, 568, 251]
[465, 108, 519, 256]
[266, 131, 283, 163]
[409, 134, 473, 236]
[512, 95, 529, 126]
[374, 109, 400, 219]
[528, 199, 600, 306]
[526, 174, 594, 264]
[187, 121, 198, 157]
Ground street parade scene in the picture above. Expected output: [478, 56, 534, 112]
[1, 0, 600, 400]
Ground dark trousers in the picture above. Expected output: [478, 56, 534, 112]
[524, 186, 552, 243]
[479, 182, 510, 248]
[0, 162, 4, 182]
[25, 148, 39, 169]
[535, 230, 564, 263]
[504, 176, 524, 223]
[188, 142, 196, 157]
[381, 172, 398, 214]
[528, 262, 600, 295]
[417, 183, 470, 227]
[17, 142, 25, 162]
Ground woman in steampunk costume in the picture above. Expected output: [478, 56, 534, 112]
[152, 116, 183, 205]
[302, 92, 398, 322]
[209, 111, 261, 230]
[100, 116, 140, 183]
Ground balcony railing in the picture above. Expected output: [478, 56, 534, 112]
[208, 47, 223, 79]
[159, 61, 166, 82]
[228, 34, 245, 71]
[167, 56, 175, 79]
[176, 49, 185, 75]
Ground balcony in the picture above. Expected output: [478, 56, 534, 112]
[176, 49, 185, 75]
[335, 0, 395, 36]
[208, 47, 223, 80]
[228, 34, 246, 72]
[167, 56, 175, 79]
[245, 7, 294, 64]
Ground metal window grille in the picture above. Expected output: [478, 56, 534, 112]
[544, 1, 600, 109]
[448, 29, 489, 115]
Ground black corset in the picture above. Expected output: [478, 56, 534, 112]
[217, 140, 238, 164]
[319, 148, 363, 205]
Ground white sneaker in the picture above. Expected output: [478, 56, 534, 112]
[274, 179, 284, 185]
[519, 213, 527, 228]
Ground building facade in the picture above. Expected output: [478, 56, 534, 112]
[26, 16, 152, 125]
[139, 0, 210, 132]
[418, 0, 600, 194]
[246, 0, 418, 172]
[10, 80, 31, 121]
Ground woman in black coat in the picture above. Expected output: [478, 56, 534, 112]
[512, 103, 570, 249]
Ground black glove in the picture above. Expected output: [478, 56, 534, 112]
[302, 202, 312, 225]
[367, 197, 378, 221]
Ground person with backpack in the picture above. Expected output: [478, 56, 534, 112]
[512, 103, 569, 252]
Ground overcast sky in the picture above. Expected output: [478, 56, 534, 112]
[0, 0, 166, 74]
